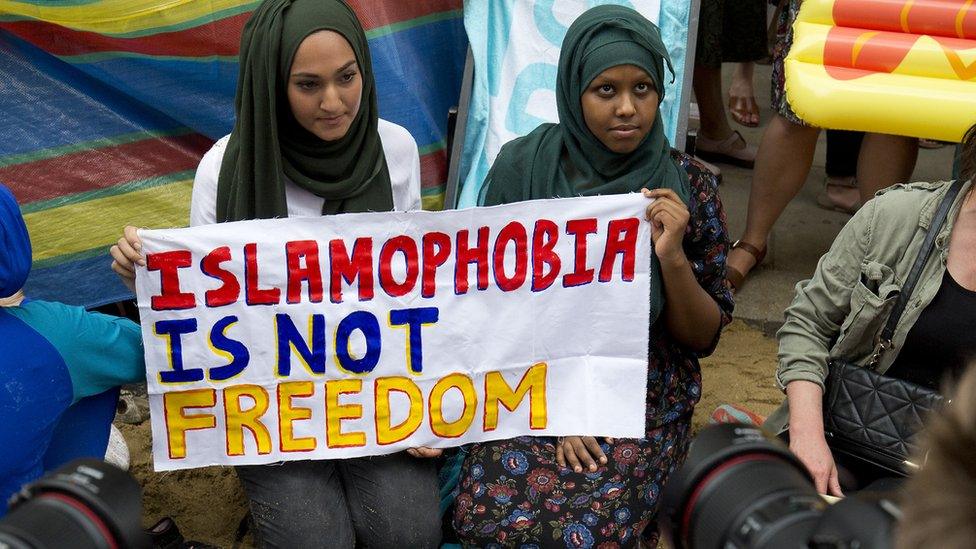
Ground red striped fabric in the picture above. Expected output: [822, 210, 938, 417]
[347, 0, 460, 31]
[419, 149, 448, 192]
[3, 133, 213, 204]
[0, 14, 249, 58]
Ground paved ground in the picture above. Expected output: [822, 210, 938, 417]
[708, 62, 956, 335]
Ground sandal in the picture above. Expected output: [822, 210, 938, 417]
[728, 94, 760, 128]
[726, 239, 766, 292]
[919, 138, 946, 149]
[695, 131, 757, 169]
[816, 176, 862, 215]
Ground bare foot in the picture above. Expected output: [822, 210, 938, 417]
[728, 63, 759, 127]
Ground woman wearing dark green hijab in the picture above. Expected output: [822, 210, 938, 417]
[110, 1, 439, 547]
[454, 6, 733, 546]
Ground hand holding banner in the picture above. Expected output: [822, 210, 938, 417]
[136, 194, 653, 471]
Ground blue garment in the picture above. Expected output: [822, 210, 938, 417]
[43, 387, 120, 472]
[0, 300, 145, 513]
[0, 184, 30, 298]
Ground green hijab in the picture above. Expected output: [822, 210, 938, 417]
[216, 0, 393, 222]
[480, 5, 689, 325]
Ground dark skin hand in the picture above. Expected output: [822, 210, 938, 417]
[644, 187, 722, 351]
[556, 436, 614, 472]
[407, 447, 442, 458]
[557, 189, 723, 471]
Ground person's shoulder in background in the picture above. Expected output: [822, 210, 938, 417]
[863, 180, 960, 242]
[6, 300, 145, 403]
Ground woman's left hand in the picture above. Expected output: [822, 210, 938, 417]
[643, 188, 689, 267]
[407, 446, 442, 458]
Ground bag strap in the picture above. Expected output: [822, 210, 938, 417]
[871, 180, 966, 365]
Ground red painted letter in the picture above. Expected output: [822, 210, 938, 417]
[455, 227, 490, 294]
[562, 218, 597, 287]
[244, 243, 280, 305]
[532, 220, 561, 291]
[379, 236, 419, 297]
[201, 246, 240, 308]
[492, 221, 528, 292]
[421, 232, 451, 298]
[330, 237, 374, 303]
[286, 240, 324, 304]
[599, 218, 639, 282]
[147, 250, 195, 310]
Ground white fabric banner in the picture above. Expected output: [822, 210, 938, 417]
[137, 194, 652, 471]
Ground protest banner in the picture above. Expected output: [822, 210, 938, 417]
[136, 194, 652, 471]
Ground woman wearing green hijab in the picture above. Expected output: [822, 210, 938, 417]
[110, 0, 440, 546]
[453, 6, 733, 546]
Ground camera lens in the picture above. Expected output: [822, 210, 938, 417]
[0, 459, 149, 549]
[660, 424, 828, 549]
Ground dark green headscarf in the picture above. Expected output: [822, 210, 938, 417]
[216, 0, 393, 222]
[480, 5, 689, 325]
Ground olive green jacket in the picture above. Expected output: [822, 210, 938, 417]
[765, 179, 971, 433]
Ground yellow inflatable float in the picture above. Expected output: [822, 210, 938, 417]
[787, 0, 976, 141]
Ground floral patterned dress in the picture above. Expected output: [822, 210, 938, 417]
[770, 0, 807, 126]
[452, 152, 734, 548]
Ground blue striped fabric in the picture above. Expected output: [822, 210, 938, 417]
[0, 33, 184, 155]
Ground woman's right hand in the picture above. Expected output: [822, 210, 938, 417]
[789, 430, 843, 496]
[109, 225, 144, 293]
[555, 436, 612, 473]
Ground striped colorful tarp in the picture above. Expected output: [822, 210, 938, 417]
[0, 0, 466, 308]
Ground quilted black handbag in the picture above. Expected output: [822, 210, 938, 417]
[822, 179, 963, 477]
[823, 361, 944, 475]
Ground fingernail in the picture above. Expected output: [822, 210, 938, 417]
[575, 466, 582, 473]
[600, 457, 607, 463]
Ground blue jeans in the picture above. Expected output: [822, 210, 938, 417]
[237, 453, 442, 548]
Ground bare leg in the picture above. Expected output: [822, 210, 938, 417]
[856, 134, 919, 202]
[694, 64, 734, 142]
[728, 62, 759, 127]
[732, 62, 755, 87]
[693, 64, 754, 166]
[728, 115, 821, 277]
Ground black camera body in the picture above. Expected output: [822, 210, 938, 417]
[0, 459, 149, 549]
[660, 423, 899, 549]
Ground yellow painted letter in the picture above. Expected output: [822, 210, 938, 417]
[484, 362, 548, 431]
[278, 381, 316, 452]
[325, 379, 366, 448]
[429, 373, 477, 438]
[374, 376, 424, 445]
[164, 389, 217, 459]
[223, 385, 272, 456]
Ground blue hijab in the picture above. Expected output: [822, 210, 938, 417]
[0, 184, 31, 298]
